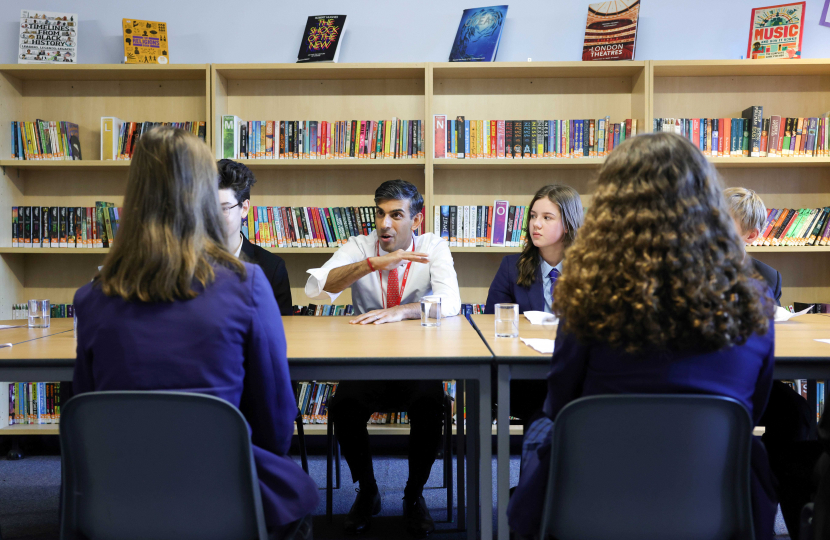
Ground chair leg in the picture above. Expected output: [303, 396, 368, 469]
[327, 420, 334, 523]
[335, 437, 341, 489]
[445, 397, 453, 522]
[296, 417, 309, 475]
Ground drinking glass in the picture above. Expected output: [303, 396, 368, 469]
[28, 299, 50, 328]
[494, 303, 519, 338]
[420, 296, 442, 327]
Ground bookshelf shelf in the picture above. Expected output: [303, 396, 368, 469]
[231, 158, 426, 170]
[708, 157, 830, 168]
[213, 63, 427, 81]
[265, 248, 338, 254]
[433, 158, 605, 170]
[450, 247, 521, 253]
[746, 246, 830, 253]
[651, 59, 830, 78]
[0, 424, 59, 435]
[0, 64, 210, 81]
[0, 248, 110, 254]
[0, 160, 131, 171]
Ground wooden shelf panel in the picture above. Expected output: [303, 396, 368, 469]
[747, 246, 830, 253]
[710, 157, 830, 168]
[296, 423, 523, 436]
[0, 64, 209, 81]
[231, 158, 425, 170]
[213, 63, 426, 81]
[433, 158, 604, 170]
[652, 60, 830, 78]
[0, 423, 59, 435]
[432, 61, 646, 79]
[0, 160, 131, 171]
[0, 248, 110, 254]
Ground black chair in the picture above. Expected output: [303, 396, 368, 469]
[539, 395, 755, 540]
[320, 393, 455, 523]
[59, 391, 269, 540]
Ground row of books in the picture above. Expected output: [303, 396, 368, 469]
[10, 120, 82, 160]
[295, 380, 458, 426]
[293, 304, 355, 316]
[10, 304, 75, 319]
[221, 117, 425, 160]
[11, 204, 120, 248]
[5, 382, 64, 425]
[751, 208, 830, 247]
[240, 205, 425, 249]
[655, 108, 830, 158]
[101, 117, 207, 160]
[461, 303, 487, 316]
[792, 302, 830, 314]
[781, 379, 826, 421]
[435, 203, 529, 248]
[433, 116, 638, 159]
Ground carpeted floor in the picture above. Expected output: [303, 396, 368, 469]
[0, 454, 791, 539]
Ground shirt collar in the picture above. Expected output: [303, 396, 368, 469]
[540, 258, 563, 277]
[233, 233, 244, 258]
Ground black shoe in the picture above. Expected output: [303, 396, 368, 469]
[344, 487, 381, 535]
[402, 495, 435, 538]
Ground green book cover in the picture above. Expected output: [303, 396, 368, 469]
[221, 115, 237, 159]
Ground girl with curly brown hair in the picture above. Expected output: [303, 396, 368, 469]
[507, 132, 777, 540]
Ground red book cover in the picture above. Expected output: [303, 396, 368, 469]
[253, 206, 260, 245]
[692, 119, 700, 149]
[267, 207, 275, 247]
[723, 119, 731, 157]
[625, 119, 632, 142]
[433, 115, 446, 159]
[748, 3, 805, 60]
[358, 121, 366, 159]
[490, 120, 497, 158]
[582, 0, 641, 61]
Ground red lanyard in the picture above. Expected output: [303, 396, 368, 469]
[376, 238, 415, 309]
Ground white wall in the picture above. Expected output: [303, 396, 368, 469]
[3, 0, 830, 64]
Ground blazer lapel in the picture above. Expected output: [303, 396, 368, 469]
[528, 266, 545, 312]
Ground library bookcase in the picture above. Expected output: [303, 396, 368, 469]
[0, 59, 826, 318]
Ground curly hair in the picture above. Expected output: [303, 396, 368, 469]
[516, 184, 583, 288]
[553, 132, 772, 354]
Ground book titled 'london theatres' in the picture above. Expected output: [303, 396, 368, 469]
[582, 1, 640, 61]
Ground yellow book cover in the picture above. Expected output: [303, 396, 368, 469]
[123, 19, 168, 64]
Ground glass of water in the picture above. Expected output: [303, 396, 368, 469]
[420, 295, 442, 327]
[494, 303, 519, 338]
[28, 299, 50, 328]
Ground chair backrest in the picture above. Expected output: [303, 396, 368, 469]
[60, 391, 268, 540]
[539, 394, 754, 540]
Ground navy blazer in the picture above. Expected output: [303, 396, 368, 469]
[752, 257, 782, 307]
[73, 263, 318, 529]
[240, 236, 293, 316]
[484, 254, 545, 314]
[508, 314, 777, 540]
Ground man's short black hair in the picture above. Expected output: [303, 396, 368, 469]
[374, 179, 423, 216]
[217, 159, 256, 203]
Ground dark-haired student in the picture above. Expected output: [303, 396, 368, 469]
[218, 159, 293, 316]
[725, 187, 819, 538]
[507, 132, 778, 540]
[305, 179, 460, 538]
[484, 185, 583, 429]
[73, 128, 317, 539]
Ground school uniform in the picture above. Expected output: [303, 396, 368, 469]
[484, 254, 562, 427]
[305, 230, 461, 495]
[72, 263, 318, 530]
[238, 234, 293, 316]
[507, 309, 778, 540]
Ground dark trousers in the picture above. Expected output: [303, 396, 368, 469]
[760, 380, 822, 538]
[509, 379, 547, 432]
[327, 380, 445, 495]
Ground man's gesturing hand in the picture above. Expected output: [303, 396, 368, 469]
[368, 250, 429, 272]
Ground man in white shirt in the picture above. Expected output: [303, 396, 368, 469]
[305, 180, 460, 537]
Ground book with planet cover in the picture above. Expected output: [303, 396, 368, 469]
[123, 19, 169, 64]
[449, 6, 508, 62]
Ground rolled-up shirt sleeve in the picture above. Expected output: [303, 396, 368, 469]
[305, 238, 366, 303]
[428, 238, 461, 317]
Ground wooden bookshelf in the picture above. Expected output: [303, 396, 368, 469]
[652, 59, 830, 307]
[3, 60, 830, 316]
[0, 64, 211, 317]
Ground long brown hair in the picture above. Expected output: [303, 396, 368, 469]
[95, 127, 245, 302]
[517, 184, 583, 287]
[553, 132, 771, 354]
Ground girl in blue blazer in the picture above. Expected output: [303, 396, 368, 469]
[485, 184, 584, 428]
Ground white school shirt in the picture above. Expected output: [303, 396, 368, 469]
[305, 230, 461, 317]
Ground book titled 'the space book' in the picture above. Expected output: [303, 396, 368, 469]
[748, 2, 805, 59]
[18, 10, 77, 64]
[449, 6, 508, 62]
[582, 0, 640, 61]
[297, 15, 348, 63]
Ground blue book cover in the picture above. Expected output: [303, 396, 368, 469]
[440, 206, 450, 241]
[449, 6, 508, 62]
[465, 120, 471, 157]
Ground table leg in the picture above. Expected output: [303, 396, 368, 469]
[467, 379, 479, 538]
[457, 380, 466, 530]
[479, 364, 493, 540]
[496, 364, 511, 540]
